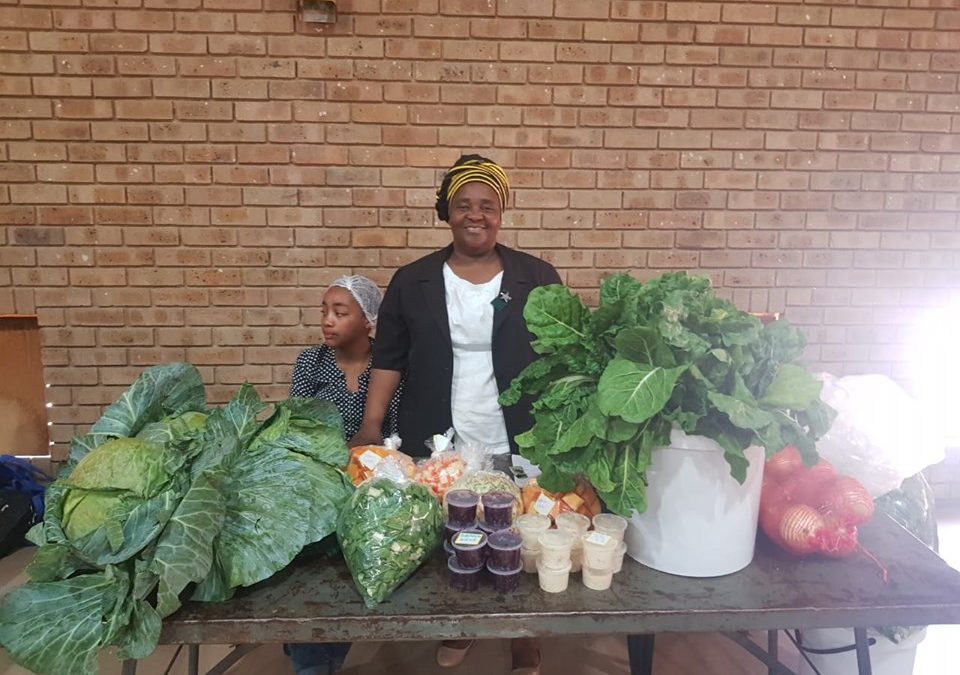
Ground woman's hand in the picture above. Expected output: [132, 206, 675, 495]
[349, 423, 383, 448]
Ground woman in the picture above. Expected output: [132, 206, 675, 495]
[351, 154, 560, 675]
[287, 274, 400, 675]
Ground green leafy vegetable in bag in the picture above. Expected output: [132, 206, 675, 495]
[338, 458, 443, 607]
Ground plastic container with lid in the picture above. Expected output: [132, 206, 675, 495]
[582, 564, 614, 591]
[581, 530, 618, 570]
[487, 560, 523, 594]
[478, 520, 513, 536]
[445, 489, 480, 527]
[555, 512, 591, 537]
[444, 520, 476, 547]
[538, 530, 574, 569]
[592, 513, 628, 543]
[487, 529, 522, 571]
[482, 491, 516, 529]
[521, 545, 539, 573]
[538, 559, 572, 593]
[448, 555, 484, 592]
[451, 530, 487, 570]
[613, 541, 627, 574]
[570, 543, 583, 573]
[514, 513, 551, 549]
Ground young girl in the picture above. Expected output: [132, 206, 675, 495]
[290, 274, 400, 439]
[286, 275, 401, 675]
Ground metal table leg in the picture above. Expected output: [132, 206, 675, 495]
[188, 644, 200, 675]
[205, 645, 261, 675]
[721, 632, 798, 675]
[627, 634, 655, 675]
[854, 627, 873, 675]
[768, 630, 779, 675]
[120, 660, 137, 675]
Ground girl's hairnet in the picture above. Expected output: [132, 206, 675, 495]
[328, 275, 382, 324]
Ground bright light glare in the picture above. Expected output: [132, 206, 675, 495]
[910, 300, 960, 442]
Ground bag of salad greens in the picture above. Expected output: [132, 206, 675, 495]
[336, 456, 443, 607]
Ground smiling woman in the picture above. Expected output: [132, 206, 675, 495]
[349, 154, 560, 675]
[351, 155, 562, 461]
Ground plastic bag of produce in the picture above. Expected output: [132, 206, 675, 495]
[873, 472, 939, 643]
[337, 457, 443, 607]
[414, 429, 466, 499]
[447, 444, 521, 521]
[345, 435, 416, 486]
[814, 374, 946, 497]
[521, 477, 602, 522]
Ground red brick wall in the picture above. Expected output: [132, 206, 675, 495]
[1, 0, 958, 463]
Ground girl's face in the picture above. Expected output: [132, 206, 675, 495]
[321, 287, 370, 349]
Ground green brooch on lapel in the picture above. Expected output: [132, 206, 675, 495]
[491, 291, 511, 312]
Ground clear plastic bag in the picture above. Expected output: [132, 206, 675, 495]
[447, 444, 521, 521]
[336, 457, 443, 607]
[346, 434, 416, 486]
[814, 374, 946, 497]
[414, 429, 466, 499]
[873, 472, 939, 643]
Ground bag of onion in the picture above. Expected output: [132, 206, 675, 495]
[760, 445, 875, 559]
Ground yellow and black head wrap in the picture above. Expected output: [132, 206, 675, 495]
[435, 154, 510, 223]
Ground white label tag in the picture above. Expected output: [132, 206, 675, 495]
[454, 532, 484, 547]
[586, 531, 612, 547]
[533, 494, 556, 516]
[358, 450, 382, 470]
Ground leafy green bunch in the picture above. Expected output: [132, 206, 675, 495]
[337, 462, 443, 608]
[0, 363, 354, 675]
[500, 272, 835, 518]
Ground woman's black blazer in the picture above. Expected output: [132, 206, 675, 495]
[372, 243, 562, 457]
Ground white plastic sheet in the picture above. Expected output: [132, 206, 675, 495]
[814, 374, 946, 498]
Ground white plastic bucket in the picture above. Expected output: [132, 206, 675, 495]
[796, 627, 925, 675]
[624, 428, 765, 577]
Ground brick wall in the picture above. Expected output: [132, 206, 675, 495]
[1, 0, 958, 469]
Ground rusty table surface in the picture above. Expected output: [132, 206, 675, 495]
[159, 515, 960, 645]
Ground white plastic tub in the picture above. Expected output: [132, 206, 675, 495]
[797, 628, 925, 675]
[624, 428, 765, 577]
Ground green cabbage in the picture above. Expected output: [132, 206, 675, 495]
[0, 364, 354, 675]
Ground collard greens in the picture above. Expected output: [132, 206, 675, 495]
[500, 272, 835, 518]
[337, 466, 442, 608]
[0, 364, 353, 675]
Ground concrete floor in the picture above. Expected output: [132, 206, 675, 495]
[2, 505, 958, 675]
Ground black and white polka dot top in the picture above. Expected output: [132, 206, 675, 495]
[290, 342, 401, 441]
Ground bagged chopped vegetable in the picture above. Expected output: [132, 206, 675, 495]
[346, 435, 415, 486]
[415, 429, 466, 499]
[447, 445, 521, 521]
[521, 477, 602, 522]
[337, 457, 443, 607]
[873, 472, 938, 643]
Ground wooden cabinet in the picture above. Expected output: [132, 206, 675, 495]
[0, 315, 49, 458]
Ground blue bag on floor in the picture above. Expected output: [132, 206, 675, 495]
[0, 456, 51, 557]
[0, 455, 50, 523]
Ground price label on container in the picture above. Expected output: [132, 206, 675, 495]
[358, 450, 382, 470]
[585, 531, 612, 547]
[533, 494, 556, 516]
[454, 532, 484, 547]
